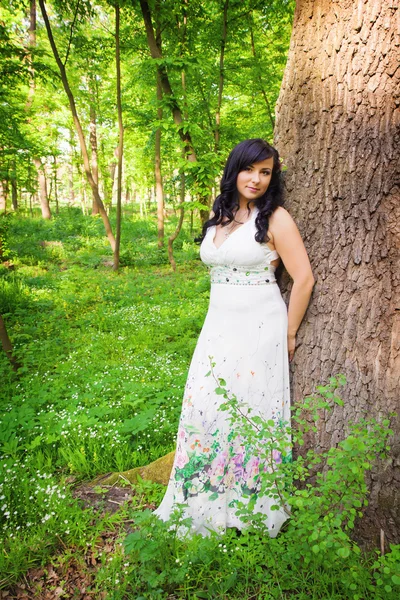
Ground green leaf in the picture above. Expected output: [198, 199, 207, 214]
[336, 547, 350, 558]
[215, 387, 226, 395]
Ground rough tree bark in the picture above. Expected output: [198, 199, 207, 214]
[274, 0, 400, 546]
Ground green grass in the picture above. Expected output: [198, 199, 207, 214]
[0, 207, 399, 598]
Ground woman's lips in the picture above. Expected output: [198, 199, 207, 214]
[247, 187, 259, 192]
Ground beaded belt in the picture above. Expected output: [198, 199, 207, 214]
[210, 264, 277, 286]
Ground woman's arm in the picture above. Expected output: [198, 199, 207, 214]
[269, 207, 315, 361]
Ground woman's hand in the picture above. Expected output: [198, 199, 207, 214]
[288, 334, 296, 363]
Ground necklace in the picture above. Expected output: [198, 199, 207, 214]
[223, 209, 253, 238]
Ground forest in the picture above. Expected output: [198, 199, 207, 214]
[1, 0, 399, 598]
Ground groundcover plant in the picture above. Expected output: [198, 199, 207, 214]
[0, 210, 399, 599]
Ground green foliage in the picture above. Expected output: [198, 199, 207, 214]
[1, 209, 398, 598]
[0, 208, 209, 584]
[123, 371, 398, 599]
[0, 0, 294, 216]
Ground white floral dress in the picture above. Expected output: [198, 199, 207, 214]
[154, 207, 291, 537]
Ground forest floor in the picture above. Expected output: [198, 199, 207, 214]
[0, 208, 398, 599]
[0, 483, 157, 600]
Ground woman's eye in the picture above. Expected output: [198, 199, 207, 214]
[262, 171, 271, 176]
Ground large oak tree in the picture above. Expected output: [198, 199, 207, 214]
[274, 0, 400, 546]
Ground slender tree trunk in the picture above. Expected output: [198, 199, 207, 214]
[80, 170, 87, 215]
[274, 0, 400, 546]
[138, 0, 196, 162]
[26, 0, 51, 219]
[168, 151, 186, 271]
[26, 0, 36, 110]
[69, 164, 75, 205]
[0, 181, 6, 213]
[11, 178, 18, 211]
[33, 158, 51, 219]
[138, 0, 213, 225]
[214, 0, 229, 151]
[109, 161, 117, 212]
[155, 9, 165, 248]
[0, 314, 21, 371]
[155, 71, 164, 248]
[38, 0, 116, 251]
[89, 104, 100, 215]
[113, 4, 123, 271]
[250, 20, 275, 132]
[53, 154, 59, 214]
[11, 160, 18, 211]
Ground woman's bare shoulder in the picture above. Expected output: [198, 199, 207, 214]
[270, 206, 293, 225]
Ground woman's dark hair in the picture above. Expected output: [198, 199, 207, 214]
[196, 138, 284, 245]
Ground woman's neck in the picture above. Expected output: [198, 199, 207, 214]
[237, 200, 256, 213]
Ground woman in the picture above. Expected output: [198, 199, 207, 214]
[154, 138, 315, 537]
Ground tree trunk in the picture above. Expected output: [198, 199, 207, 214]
[274, 0, 400, 547]
[109, 161, 117, 212]
[113, 4, 123, 272]
[38, 0, 116, 251]
[26, 0, 51, 220]
[89, 104, 100, 215]
[53, 154, 59, 214]
[0, 314, 21, 371]
[249, 18, 275, 132]
[11, 159, 18, 211]
[80, 170, 87, 215]
[69, 163, 75, 206]
[214, 0, 229, 151]
[155, 72, 164, 248]
[0, 181, 6, 213]
[33, 158, 51, 219]
[168, 161, 185, 272]
[139, 0, 196, 162]
[26, 0, 36, 110]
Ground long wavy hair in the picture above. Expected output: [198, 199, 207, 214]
[196, 138, 284, 245]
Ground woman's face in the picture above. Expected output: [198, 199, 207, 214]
[236, 157, 274, 203]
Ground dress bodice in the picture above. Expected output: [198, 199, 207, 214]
[200, 207, 280, 286]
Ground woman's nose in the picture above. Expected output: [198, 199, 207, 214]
[251, 172, 260, 183]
